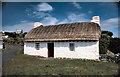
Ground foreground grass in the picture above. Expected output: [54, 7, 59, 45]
[0, 49, 5, 52]
[3, 52, 119, 75]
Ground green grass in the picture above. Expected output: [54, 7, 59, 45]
[0, 49, 5, 52]
[3, 50, 119, 75]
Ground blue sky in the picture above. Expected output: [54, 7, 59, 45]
[2, 2, 118, 37]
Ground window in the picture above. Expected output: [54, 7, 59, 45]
[35, 43, 39, 50]
[69, 43, 75, 51]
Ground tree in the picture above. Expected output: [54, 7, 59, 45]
[109, 37, 120, 54]
[100, 30, 120, 54]
[101, 31, 113, 37]
[3, 32, 24, 46]
[99, 34, 110, 54]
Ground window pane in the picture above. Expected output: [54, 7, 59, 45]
[69, 43, 75, 51]
[35, 43, 39, 50]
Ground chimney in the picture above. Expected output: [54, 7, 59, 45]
[91, 16, 100, 25]
[34, 22, 43, 28]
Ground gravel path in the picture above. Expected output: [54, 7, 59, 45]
[2, 45, 23, 65]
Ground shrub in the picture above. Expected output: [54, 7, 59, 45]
[99, 34, 110, 54]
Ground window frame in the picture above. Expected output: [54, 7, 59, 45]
[35, 43, 40, 50]
[69, 43, 75, 51]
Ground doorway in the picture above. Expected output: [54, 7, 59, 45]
[48, 43, 54, 57]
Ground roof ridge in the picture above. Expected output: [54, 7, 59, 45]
[39, 22, 93, 28]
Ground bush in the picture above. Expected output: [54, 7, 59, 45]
[99, 34, 110, 54]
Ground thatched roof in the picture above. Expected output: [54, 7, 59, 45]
[24, 22, 101, 42]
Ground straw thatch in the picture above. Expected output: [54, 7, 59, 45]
[24, 22, 101, 42]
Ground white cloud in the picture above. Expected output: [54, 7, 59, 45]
[3, 16, 58, 32]
[58, 13, 89, 24]
[101, 17, 118, 29]
[26, 3, 53, 18]
[3, 21, 34, 32]
[58, 19, 68, 24]
[3, 3, 58, 32]
[36, 3, 53, 12]
[32, 11, 51, 18]
[20, 20, 28, 23]
[101, 17, 118, 37]
[73, 2, 82, 9]
[68, 13, 88, 22]
[40, 16, 58, 26]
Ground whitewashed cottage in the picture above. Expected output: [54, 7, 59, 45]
[24, 16, 101, 60]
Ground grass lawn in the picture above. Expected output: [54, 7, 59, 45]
[0, 49, 4, 52]
[2, 50, 119, 75]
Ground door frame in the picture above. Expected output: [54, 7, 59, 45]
[47, 43, 54, 57]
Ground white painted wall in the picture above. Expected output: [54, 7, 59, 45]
[0, 41, 2, 49]
[24, 41, 99, 60]
[54, 41, 99, 60]
[24, 42, 48, 57]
